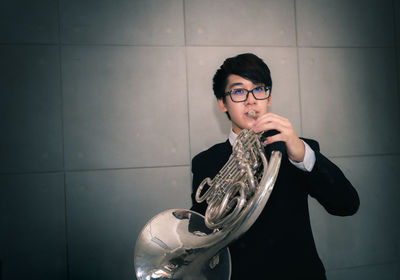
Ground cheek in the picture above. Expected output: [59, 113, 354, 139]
[230, 109, 248, 125]
[226, 104, 242, 116]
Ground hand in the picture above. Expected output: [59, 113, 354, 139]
[252, 113, 305, 162]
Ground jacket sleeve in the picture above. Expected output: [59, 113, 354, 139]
[304, 139, 360, 216]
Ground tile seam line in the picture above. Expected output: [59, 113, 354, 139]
[0, 165, 191, 176]
[294, 0, 303, 136]
[326, 259, 400, 271]
[64, 164, 191, 172]
[329, 152, 400, 159]
[3, 152, 400, 176]
[56, 0, 70, 278]
[1, 42, 397, 48]
[183, 0, 193, 163]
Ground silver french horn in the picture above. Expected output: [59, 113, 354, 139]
[134, 126, 282, 280]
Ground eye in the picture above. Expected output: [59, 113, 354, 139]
[231, 88, 245, 95]
[253, 86, 265, 93]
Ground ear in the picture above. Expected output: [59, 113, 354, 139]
[267, 94, 272, 107]
[217, 98, 228, 112]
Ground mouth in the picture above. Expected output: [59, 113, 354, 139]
[247, 110, 258, 119]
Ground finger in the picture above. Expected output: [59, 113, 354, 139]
[254, 114, 290, 130]
[253, 118, 290, 133]
[252, 122, 281, 133]
[260, 112, 290, 124]
[263, 133, 285, 146]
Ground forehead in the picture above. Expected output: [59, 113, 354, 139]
[226, 74, 261, 90]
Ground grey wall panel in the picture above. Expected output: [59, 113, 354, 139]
[65, 166, 191, 280]
[296, 0, 394, 47]
[0, 0, 59, 44]
[0, 46, 63, 173]
[327, 261, 400, 280]
[185, 0, 296, 46]
[62, 46, 189, 170]
[309, 155, 400, 269]
[187, 47, 301, 158]
[0, 173, 67, 280]
[299, 47, 400, 157]
[60, 0, 184, 45]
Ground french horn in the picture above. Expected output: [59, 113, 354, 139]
[134, 128, 282, 280]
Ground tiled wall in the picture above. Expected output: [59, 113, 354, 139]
[0, 0, 399, 279]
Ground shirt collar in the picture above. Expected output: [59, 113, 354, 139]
[228, 128, 238, 146]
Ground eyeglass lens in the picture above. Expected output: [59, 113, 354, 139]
[230, 87, 269, 102]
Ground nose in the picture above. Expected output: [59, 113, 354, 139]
[245, 90, 257, 105]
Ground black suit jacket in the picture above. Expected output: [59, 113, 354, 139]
[191, 139, 359, 280]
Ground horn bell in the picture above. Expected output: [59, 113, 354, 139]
[134, 129, 282, 280]
[134, 209, 231, 280]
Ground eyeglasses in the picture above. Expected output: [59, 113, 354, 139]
[224, 86, 271, 103]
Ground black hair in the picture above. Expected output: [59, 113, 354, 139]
[212, 53, 272, 100]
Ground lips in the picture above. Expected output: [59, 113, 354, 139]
[247, 110, 258, 119]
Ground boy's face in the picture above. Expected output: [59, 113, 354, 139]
[218, 74, 271, 134]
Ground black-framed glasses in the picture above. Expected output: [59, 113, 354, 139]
[224, 86, 271, 102]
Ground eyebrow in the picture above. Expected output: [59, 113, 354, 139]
[227, 82, 244, 90]
[227, 82, 264, 91]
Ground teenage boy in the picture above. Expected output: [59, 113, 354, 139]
[190, 53, 359, 280]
